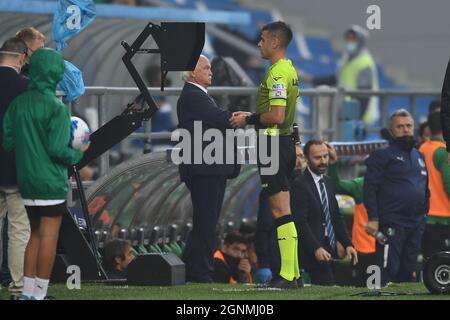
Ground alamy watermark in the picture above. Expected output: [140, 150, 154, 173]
[66, 5, 81, 30]
[170, 121, 280, 175]
[366, 265, 381, 290]
[66, 265, 81, 290]
[366, 4, 381, 30]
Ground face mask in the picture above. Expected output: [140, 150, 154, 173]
[223, 253, 240, 270]
[393, 135, 416, 151]
[345, 42, 358, 54]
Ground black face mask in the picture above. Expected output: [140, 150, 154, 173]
[223, 253, 240, 271]
[393, 135, 416, 151]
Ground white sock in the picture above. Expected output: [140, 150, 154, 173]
[32, 277, 49, 300]
[22, 277, 35, 298]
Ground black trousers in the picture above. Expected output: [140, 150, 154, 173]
[376, 219, 425, 285]
[307, 261, 336, 286]
[182, 175, 227, 283]
[352, 252, 377, 287]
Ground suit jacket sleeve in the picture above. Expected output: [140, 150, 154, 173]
[291, 178, 321, 255]
[328, 180, 353, 248]
[441, 58, 450, 151]
[184, 91, 233, 131]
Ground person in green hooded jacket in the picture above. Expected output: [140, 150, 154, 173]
[2, 48, 89, 300]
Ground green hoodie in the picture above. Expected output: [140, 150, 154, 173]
[3, 48, 83, 200]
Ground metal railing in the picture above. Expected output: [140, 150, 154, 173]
[70, 86, 439, 179]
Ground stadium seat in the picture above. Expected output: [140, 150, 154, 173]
[118, 228, 129, 240]
[160, 227, 174, 254]
[179, 222, 192, 252]
[168, 224, 183, 257]
[136, 227, 149, 255]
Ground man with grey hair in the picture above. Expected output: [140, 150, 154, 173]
[0, 37, 30, 299]
[176, 55, 240, 283]
[364, 109, 429, 286]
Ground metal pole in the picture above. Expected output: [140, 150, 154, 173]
[380, 95, 388, 130]
[311, 94, 318, 139]
[330, 90, 340, 141]
[98, 94, 110, 177]
[67, 99, 74, 205]
[143, 117, 152, 154]
[72, 166, 103, 277]
[67, 180, 73, 207]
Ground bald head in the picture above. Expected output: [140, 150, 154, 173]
[182, 55, 212, 89]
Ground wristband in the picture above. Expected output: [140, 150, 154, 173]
[246, 113, 261, 126]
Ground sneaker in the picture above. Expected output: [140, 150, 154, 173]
[18, 294, 35, 300]
[266, 276, 298, 289]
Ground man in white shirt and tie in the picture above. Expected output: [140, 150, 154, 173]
[290, 139, 357, 285]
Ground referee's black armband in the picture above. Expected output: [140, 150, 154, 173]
[246, 113, 262, 126]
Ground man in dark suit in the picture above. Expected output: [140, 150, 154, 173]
[291, 140, 357, 285]
[0, 37, 30, 298]
[441, 58, 450, 165]
[175, 55, 240, 283]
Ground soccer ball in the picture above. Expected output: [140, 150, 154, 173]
[70, 116, 90, 150]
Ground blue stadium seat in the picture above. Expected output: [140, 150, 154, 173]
[304, 36, 338, 68]
[229, 9, 273, 43]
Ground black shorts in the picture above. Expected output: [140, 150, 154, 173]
[25, 201, 68, 218]
[257, 135, 296, 198]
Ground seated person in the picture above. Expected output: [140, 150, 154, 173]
[102, 239, 135, 279]
[213, 231, 252, 284]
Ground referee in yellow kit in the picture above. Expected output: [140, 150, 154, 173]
[231, 21, 300, 288]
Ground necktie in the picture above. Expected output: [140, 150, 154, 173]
[319, 179, 336, 252]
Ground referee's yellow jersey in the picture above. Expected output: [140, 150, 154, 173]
[256, 58, 299, 136]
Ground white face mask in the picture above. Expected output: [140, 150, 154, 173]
[345, 42, 358, 54]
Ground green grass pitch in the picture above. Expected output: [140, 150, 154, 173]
[2, 282, 449, 300]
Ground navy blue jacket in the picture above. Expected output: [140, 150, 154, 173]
[176, 82, 240, 181]
[363, 140, 430, 227]
[0, 66, 29, 186]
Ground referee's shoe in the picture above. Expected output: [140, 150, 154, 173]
[265, 276, 299, 289]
